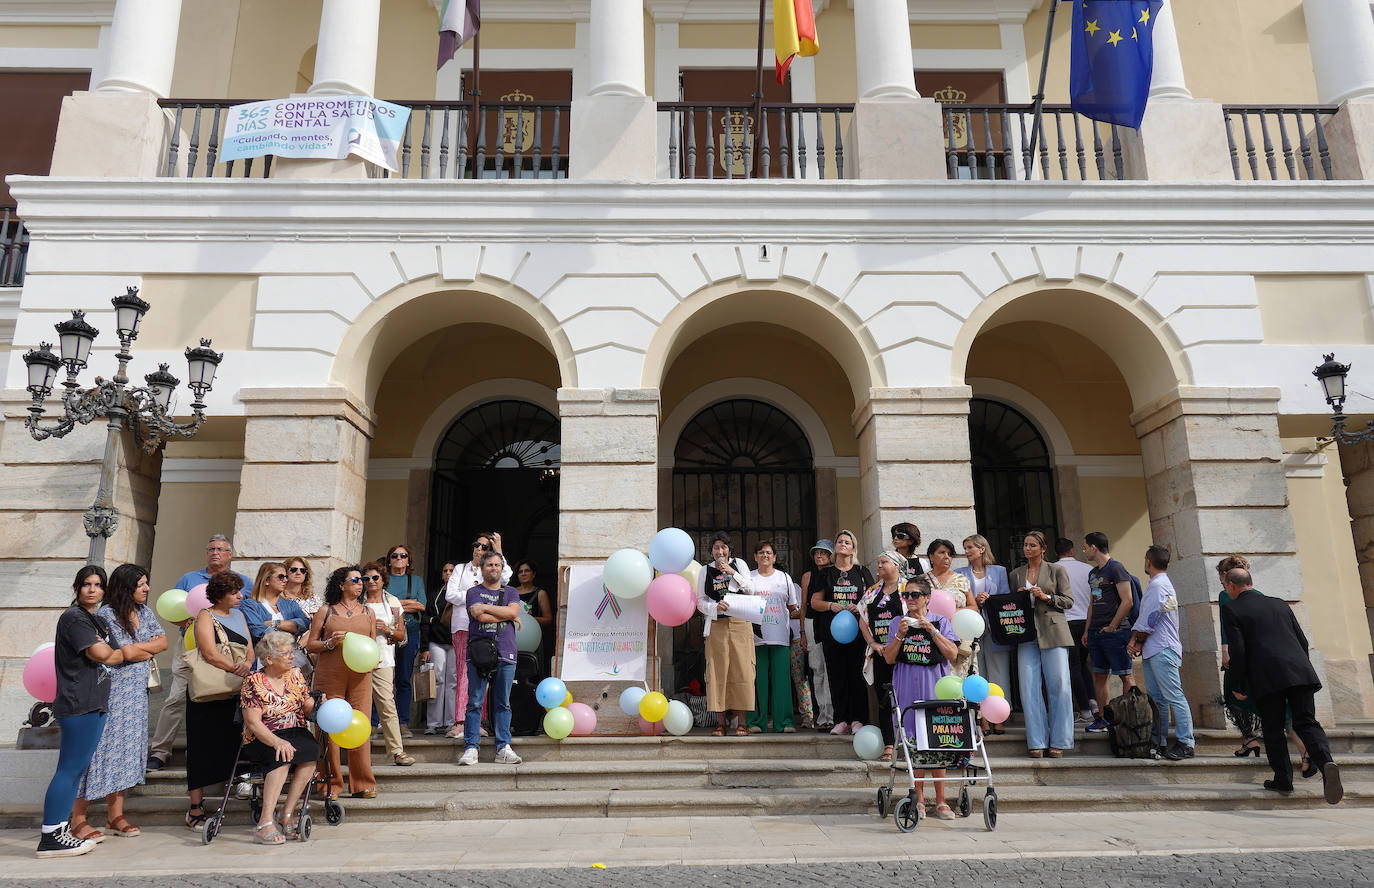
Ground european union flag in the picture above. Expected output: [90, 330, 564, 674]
[1065, 0, 1163, 128]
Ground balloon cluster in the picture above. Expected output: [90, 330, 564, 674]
[536, 677, 596, 740]
[316, 697, 371, 748]
[620, 685, 693, 736]
[931, 672, 1010, 723]
[598, 528, 703, 628]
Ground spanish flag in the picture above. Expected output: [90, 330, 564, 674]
[775, 0, 819, 84]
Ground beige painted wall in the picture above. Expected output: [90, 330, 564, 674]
[836, 475, 861, 544]
[227, 0, 321, 99]
[135, 275, 257, 352]
[361, 477, 409, 563]
[1079, 476, 1152, 572]
[171, 0, 240, 99]
[812, 3, 856, 104]
[1258, 275, 1374, 345]
[679, 23, 756, 50]
[478, 22, 576, 50]
[911, 24, 1001, 51]
[0, 26, 100, 49]
[377, 0, 440, 100]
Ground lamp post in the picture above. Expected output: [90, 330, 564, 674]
[1313, 352, 1374, 445]
[21, 286, 223, 566]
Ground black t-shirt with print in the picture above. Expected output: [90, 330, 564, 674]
[897, 625, 938, 667]
[809, 563, 874, 645]
[52, 605, 113, 719]
[1088, 558, 1131, 630]
[866, 587, 903, 648]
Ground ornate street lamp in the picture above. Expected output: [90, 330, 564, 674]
[1314, 353, 1374, 445]
[21, 286, 223, 565]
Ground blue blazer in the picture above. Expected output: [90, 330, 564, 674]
[956, 565, 1012, 651]
[236, 596, 309, 643]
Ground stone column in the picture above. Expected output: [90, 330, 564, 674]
[1132, 387, 1333, 726]
[570, 0, 656, 179]
[1302, 0, 1374, 106]
[232, 389, 373, 582]
[48, 0, 183, 176]
[847, 0, 946, 179]
[853, 388, 977, 563]
[1337, 440, 1374, 695]
[309, 0, 381, 97]
[0, 397, 162, 736]
[1120, 1, 1232, 181]
[557, 388, 659, 730]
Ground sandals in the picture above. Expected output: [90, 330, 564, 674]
[105, 817, 140, 838]
[880, 746, 894, 762]
[70, 822, 105, 843]
[281, 815, 301, 840]
[254, 823, 285, 845]
[185, 805, 208, 831]
[711, 726, 726, 737]
[734, 726, 750, 736]
[933, 803, 956, 821]
[1027, 749, 1044, 759]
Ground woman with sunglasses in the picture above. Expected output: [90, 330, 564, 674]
[362, 562, 415, 766]
[283, 557, 319, 619]
[239, 563, 308, 662]
[890, 523, 929, 577]
[384, 545, 426, 739]
[884, 576, 961, 820]
[305, 565, 378, 799]
[443, 532, 509, 740]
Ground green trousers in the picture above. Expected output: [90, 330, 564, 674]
[748, 644, 794, 731]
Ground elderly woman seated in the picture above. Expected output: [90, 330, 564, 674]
[241, 630, 319, 844]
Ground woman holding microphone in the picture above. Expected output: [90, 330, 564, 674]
[695, 532, 756, 736]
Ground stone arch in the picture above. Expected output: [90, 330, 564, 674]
[333, 274, 577, 404]
[411, 378, 560, 462]
[952, 278, 1192, 409]
[657, 377, 839, 468]
[641, 278, 884, 405]
[966, 377, 1076, 463]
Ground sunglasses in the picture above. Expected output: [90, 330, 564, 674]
[345, 577, 362, 584]
[389, 553, 409, 560]
[288, 566, 307, 574]
[473, 542, 490, 551]
[364, 575, 383, 582]
[893, 532, 911, 541]
[273, 573, 288, 581]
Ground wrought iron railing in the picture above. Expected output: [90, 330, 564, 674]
[941, 104, 1128, 181]
[658, 102, 852, 180]
[1222, 106, 1338, 181]
[161, 100, 274, 178]
[1, 207, 28, 287]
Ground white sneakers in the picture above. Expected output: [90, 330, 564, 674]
[495, 745, 522, 764]
[458, 747, 479, 766]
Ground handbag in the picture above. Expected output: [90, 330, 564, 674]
[147, 657, 162, 692]
[468, 633, 500, 680]
[985, 588, 1038, 647]
[186, 617, 249, 702]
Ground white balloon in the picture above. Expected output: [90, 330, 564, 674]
[952, 609, 986, 642]
[31, 642, 56, 656]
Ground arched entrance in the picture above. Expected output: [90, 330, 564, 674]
[968, 398, 1059, 567]
[427, 400, 561, 584]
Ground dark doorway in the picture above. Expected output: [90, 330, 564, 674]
[968, 398, 1059, 568]
[427, 400, 560, 592]
[669, 398, 817, 691]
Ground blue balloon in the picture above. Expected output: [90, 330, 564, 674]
[619, 685, 647, 718]
[830, 609, 859, 644]
[536, 677, 568, 710]
[962, 674, 990, 704]
[648, 528, 695, 575]
[316, 697, 353, 735]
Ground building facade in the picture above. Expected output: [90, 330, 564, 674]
[2, 0, 1374, 735]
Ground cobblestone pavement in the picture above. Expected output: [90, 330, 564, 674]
[9, 852, 1374, 888]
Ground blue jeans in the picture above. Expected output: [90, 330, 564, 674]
[1017, 644, 1074, 751]
[1142, 646, 1194, 748]
[44, 711, 107, 824]
[464, 661, 514, 750]
[394, 631, 420, 726]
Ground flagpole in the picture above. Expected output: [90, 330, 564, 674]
[1026, 0, 1060, 180]
[469, 29, 482, 179]
[752, 0, 767, 178]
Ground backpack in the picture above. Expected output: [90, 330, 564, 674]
[1126, 573, 1144, 630]
[1102, 686, 1159, 759]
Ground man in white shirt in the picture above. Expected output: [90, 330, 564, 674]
[442, 530, 512, 739]
[1055, 537, 1096, 722]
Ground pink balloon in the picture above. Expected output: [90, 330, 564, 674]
[568, 702, 597, 736]
[980, 694, 1011, 725]
[637, 716, 664, 735]
[22, 646, 57, 703]
[185, 583, 210, 617]
[645, 573, 697, 627]
[928, 589, 957, 620]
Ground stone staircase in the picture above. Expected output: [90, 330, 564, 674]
[39, 723, 1372, 827]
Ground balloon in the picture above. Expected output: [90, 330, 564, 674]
[185, 583, 210, 617]
[645, 573, 696, 627]
[988, 682, 1005, 698]
[952, 609, 986, 642]
[928, 589, 957, 620]
[329, 710, 370, 749]
[21, 646, 56, 702]
[603, 549, 653, 600]
[156, 589, 190, 623]
[619, 686, 647, 718]
[679, 560, 702, 589]
[962, 674, 991, 704]
[341, 632, 381, 673]
[562, 691, 573, 707]
[31, 641, 55, 656]
[980, 694, 1011, 724]
[935, 675, 964, 700]
[637, 717, 665, 735]
[316, 697, 353, 734]
[185, 629, 197, 651]
[852, 725, 884, 760]
[639, 691, 669, 723]
[568, 702, 597, 736]
[829, 609, 859, 644]
[663, 700, 693, 736]
[544, 706, 575, 740]
[536, 677, 567, 709]
[648, 528, 695, 574]
[516, 616, 542, 652]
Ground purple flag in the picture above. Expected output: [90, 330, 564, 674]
[438, 0, 480, 70]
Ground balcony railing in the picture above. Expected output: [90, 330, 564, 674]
[1, 207, 28, 287]
[658, 102, 853, 180]
[1222, 106, 1338, 181]
[943, 104, 1128, 181]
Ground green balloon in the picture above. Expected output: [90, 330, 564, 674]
[544, 706, 575, 740]
[935, 675, 964, 700]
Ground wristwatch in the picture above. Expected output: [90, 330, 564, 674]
[270, 618, 281, 630]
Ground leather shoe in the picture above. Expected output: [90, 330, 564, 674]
[1164, 742, 1195, 761]
[1323, 762, 1344, 805]
[1262, 779, 1294, 794]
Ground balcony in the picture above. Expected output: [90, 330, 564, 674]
[156, 99, 1344, 184]
[0, 207, 27, 287]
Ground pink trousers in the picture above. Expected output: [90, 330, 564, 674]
[452, 630, 489, 721]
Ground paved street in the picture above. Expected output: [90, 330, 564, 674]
[4, 808, 1374, 882]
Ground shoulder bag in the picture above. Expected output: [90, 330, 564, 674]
[186, 617, 249, 702]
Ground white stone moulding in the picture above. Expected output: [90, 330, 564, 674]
[1282, 450, 1329, 479]
[0, 0, 113, 24]
[847, 0, 1038, 24]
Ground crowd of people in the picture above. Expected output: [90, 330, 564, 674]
[35, 523, 1345, 859]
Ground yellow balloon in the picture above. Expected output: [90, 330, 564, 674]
[184, 629, 197, 651]
[988, 682, 1005, 698]
[562, 690, 573, 707]
[330, 710, 371, 749]
[639, 690, 669, 722]
[679, 560, 702, 589]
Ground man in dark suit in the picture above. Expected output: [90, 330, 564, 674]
[1219, 568, 1342, 803]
